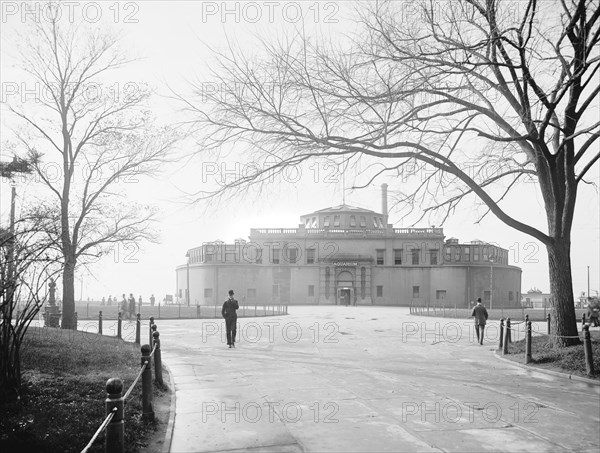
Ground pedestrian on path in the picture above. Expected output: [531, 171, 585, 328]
[222, 290, 239, 348]
[121, 294, 128, 318]
[471, 297, 488, 345]
[128, 293, 136, 319]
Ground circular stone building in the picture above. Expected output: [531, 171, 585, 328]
[176, 186, 522, 307]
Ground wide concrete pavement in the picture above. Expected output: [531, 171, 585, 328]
[157, 306, 600, 453]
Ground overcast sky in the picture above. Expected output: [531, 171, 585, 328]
[1, 1, 598, 301]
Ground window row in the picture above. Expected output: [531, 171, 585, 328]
[198, 247, 443, 265]
[377, 249, 438, 265]
[444, 245, 508, 264]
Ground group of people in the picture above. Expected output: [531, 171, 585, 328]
[100, 294, 157, 309]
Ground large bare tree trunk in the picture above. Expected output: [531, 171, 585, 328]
[61, 258, 75, 330]
[547, 238, 580, 346]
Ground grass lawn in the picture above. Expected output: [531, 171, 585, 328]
[0, 326, 170, 452]
[502, 329, 600, 380]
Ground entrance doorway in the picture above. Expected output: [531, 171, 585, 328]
[341, 289, 350, 306]
[337, 287, 354, 305]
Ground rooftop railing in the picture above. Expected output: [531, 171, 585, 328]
[249, 227, 443, 236]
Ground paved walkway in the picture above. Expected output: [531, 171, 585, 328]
[156, 306, 600, 453]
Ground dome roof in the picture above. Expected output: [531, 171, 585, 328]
[301, 204, 387, 229]
[303, 204, 381, 217]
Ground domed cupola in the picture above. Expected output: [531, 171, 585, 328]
[300, 204, 388, 229]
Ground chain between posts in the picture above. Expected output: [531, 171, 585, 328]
[80, 407, 117, 453]
[500, 316, 595, 377]
[81, 321, 164, 453]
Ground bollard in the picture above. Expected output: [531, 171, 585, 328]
[582, 313, 586, 330]
[583, 325, 594, 376]
[507, 318, 512, 343]
[525, 314, 529, 323]
[153, 331, 163, 385]
[503, 319, 510, 355]
[525, 321, 532, 364]
[499, 319, 504, 350]
[141, 344, 154, 421]
[149, 317, 154, 346]
[135, 313, 141, 344]
[105, 378, 124, 453]
[117, 312, 122, 340]
[547, 313, 551, 335]
[99, 311, 103, 335]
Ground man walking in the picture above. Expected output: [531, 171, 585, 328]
[471, 297, 488, 345]
[222, 290, 239, 348]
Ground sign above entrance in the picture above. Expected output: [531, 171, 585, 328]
[334, 261, 358, 266]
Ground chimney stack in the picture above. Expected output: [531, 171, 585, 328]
[381, 183, 388, 216]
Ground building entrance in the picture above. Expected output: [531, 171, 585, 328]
[337, 287, 354, 305]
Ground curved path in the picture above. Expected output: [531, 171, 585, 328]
[156, 306, 600, 453]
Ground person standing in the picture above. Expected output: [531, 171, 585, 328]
[120, 294, 128, 318]
[150, 294, 155, 306]
[471, 297, 488, 345]
[128, 293, 136, 319]
[221, 290, 239, 348]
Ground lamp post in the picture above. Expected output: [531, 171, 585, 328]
[489, 257, 495, 310]
[185, 252, 190, 307]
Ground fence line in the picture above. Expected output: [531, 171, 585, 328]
[499, 315, 596, 377]
[63, 303, 289, 321]
[80, 323, 164, 453]
[80, 408, 117, 453]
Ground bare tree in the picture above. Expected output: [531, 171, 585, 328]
[181, 0, 599, 346]
[6, 12, 178, 329]
[0, 217, 59, 398]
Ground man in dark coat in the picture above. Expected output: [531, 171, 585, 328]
[222, 290, 239, 348]
[471, 297, 489, 345]
[128, 293, 136, 319]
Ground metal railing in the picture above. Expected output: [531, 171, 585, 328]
[81, 321, 164, 453]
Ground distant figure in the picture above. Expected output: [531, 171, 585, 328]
[101, 297, 106, 306]
[150, 294, 155, 306]
[471, 297, 489, 345]
[121, 294, 128, 318]
[107, 295, 113, 306]
[586, 297, 600, 327]
[128, 293, 136, 319]
[221, 290, 239, 348]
